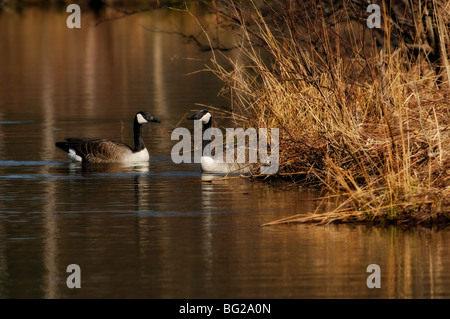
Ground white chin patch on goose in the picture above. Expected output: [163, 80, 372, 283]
[136, 113, 148, 124]
[68, 149, 82, 162]
[200, 113, 211, 124]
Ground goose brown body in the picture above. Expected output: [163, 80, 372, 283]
[55, 111, 160, 163]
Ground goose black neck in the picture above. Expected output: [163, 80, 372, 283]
[202, 119, 212, 151]
[133, 118, 146, 152]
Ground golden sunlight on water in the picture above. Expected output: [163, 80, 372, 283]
[0, 5, 450, 300]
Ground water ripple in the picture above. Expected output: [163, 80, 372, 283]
[0, 160, 63, 167]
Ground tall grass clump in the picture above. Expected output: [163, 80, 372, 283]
[208, 0, 450, 225]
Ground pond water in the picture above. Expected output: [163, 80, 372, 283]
[1, 5, 450, 299]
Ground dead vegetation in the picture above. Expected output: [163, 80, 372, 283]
[206, 0, 450, 225]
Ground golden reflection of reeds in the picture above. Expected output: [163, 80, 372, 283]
[41, 178, 59, 299]
[0, 220, 7, 298]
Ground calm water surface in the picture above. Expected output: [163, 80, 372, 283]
[1, 6, 450, 299]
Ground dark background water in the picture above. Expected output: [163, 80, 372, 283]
[1, 6, 450, 299]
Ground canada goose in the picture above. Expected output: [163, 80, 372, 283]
[55, 111, 161, 163]
[187, 110, 251, 174]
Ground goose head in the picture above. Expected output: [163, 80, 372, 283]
[136, 111, 161, 124]
[187, 110, 211, 125]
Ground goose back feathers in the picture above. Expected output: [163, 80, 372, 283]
[55, 111, 160, 164]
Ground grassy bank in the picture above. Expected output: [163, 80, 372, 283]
[208, 0, 450, 225]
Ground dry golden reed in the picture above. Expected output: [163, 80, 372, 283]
[208, 0, 450, 225]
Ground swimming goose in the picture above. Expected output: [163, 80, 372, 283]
[55, 111, 160, 163]
[187, 110, 251, 174]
